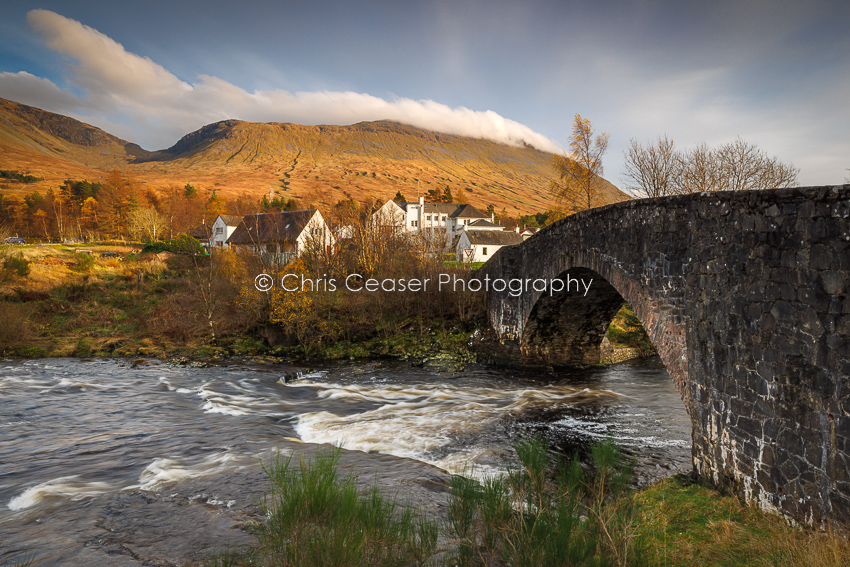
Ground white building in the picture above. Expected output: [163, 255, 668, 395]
[227, 209, 332, 263]
[373, 197, 493, 240]
[210, 214, 243, 247]
[456, 229, 524, 263]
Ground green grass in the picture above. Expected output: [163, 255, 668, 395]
[244, 448, 438, 566]
[633, 475, 850, 566]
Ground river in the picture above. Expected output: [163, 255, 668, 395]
[0, 356, 691, 565]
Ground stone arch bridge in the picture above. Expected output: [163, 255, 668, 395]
[479, 186, 850, 526]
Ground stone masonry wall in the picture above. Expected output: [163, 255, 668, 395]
[479, 186, 850, 526]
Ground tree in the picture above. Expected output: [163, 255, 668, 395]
[425, 187, 444, 202]
[393, 191, 407, 202]
[714, 138, 798, 191]
[551, 114, 610, 213]
[624, 136, 799, 196]
[442, 186, 453, 203]
[129, 207, 167, 242]
[622, 135, 677, 198]
[675, 142, 719, 194]
[454, 187, 468, 204]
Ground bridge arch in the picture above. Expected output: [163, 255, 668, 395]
[479, 186, 850, 527]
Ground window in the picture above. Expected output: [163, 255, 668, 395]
[442, 216, 447, 221]
[426, 215, 431, 221]
[483, 247, 488, 255]
[411, 220, 418, 227]
[215, 227, 224, 235]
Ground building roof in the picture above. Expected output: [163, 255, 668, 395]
[467, 219, 501, 228]
[463, 230, 524, 246]
[217, 214, 244, 227]
[227, 210, 317, 245]
[449, 204, 489, 220]
[188, 224, 211, 240]
[398, 201, 489, 219]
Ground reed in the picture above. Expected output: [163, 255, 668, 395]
[248, 448, 438, 567]
[445, 436, 637, 567]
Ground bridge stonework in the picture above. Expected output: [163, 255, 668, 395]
[480, 186, 850, 526]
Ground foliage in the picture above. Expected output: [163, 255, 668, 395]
[266, 259, 341, 349]
[1, 252, 30, 280]
[0, 170, 42, 183]
[551, 114, 610, 214]
[260, 194, 300, 212]
[606, 304, 656, 352]
[243, 447, 438, 567]
[128, 207, 167, 242]
[141, 234, 205, 255]
[207, 438, 645, 567]
[73, 252, 97, 273]
[394, 191, 407, 202]
[446, 436, 637, 567]
[0, 302, 35, 351]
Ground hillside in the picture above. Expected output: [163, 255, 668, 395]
[0, 97, 629, 215]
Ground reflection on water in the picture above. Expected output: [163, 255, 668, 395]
[0, 356, 691, 565]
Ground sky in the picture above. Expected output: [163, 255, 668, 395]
[0, 0, 848, 188]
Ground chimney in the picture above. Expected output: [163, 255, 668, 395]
[514, 226, 519, 232]
[419, 196, 425, 206]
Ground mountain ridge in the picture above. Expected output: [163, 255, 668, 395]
[0, 97, 629, 215]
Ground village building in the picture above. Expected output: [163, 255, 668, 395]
[518, 227, 537, 240]
[210, 214, 243, 247]
[456, 228, 524, 263]
[373, 197, 494, 241]
[187, 223, 211, 247]
[226, 209, 332, 264]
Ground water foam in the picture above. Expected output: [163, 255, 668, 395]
[7, 476, 116, 511]
[136, 449, 270, 491]
[293, 381, 619, 474]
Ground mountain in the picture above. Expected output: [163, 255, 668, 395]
[0, 97, 629, 215]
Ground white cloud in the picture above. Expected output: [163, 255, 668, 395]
[0, 71, 86, 114]
[3, 9, 560, 153]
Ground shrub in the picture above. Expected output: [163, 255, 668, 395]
[142, 234, 206, 255]
[0, 302, 35, 351]
[1, 253, 30, 280]
[73, 252, 96, 273]
[445, 437, 637, 567]
[248, 448, 438, 567]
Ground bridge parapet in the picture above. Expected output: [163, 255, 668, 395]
[480, 185, 850, 526]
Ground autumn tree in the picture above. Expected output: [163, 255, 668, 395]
[454, 187, 468, 204]
[425, 187, 445, 202]
[551, 114, 610, 213]
[205, 190, 227, 225]
[99, 170, 139, 237]
[161, 184, 203, 238]
[128, 207, 167, 242]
